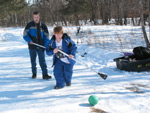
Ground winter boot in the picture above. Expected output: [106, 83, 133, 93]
[54, 86, 64, 89]
[66, 83, 71, 86]
[32, 73, 37, 79]
[43, 75, 52, 80]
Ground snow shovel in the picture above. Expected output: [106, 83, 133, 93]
[32, 43, 108, 80]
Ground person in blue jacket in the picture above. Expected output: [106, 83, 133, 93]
[46, 26, 77, 89]
[23, 11, 51, 80]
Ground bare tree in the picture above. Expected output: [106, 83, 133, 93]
[148, 0, 150, 40]
[140, 0, 150, 47]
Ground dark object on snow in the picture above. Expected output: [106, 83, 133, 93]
[133, 46, 150, 60]
[43, 75, 52, 80]
[54, 86, 64, 89]
[66, 83, 71, 86]
[81, 52, 87, 57]
[32, 73, 36, 79]
[114, 55, 150, 72]
[114, 46, 150, 72]
[98, 73, 107, 80]
[76, 26, 80, 36]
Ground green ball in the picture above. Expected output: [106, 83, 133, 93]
[88, 95, 99, 106]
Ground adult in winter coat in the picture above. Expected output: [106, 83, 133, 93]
[23, 11, 51, 80]
[46, 26, 77, 89]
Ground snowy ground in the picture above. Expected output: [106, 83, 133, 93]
[0, 26, 150, 113]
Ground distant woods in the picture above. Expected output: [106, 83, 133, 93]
[0, 0, 150, 27]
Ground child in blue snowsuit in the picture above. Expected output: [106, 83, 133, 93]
[46, 26, 77, 89]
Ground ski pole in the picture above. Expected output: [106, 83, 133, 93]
[32, 43, 107, 80]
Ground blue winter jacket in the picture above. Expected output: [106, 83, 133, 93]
[46, 33, 77, 66]
[23, 21, 49, 49]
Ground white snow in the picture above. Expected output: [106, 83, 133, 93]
[0, 26, 150, 113]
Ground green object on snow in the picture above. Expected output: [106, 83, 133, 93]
[88, 95, 99, 106]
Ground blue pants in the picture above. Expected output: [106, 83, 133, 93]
[29, 48, 48, 76]
[54, 59, 73, 88]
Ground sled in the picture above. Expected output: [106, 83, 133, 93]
[113, 55, 150, 72]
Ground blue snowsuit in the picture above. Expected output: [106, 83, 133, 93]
[46, 34, 77, 88]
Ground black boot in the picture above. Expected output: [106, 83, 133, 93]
[43, 75, 52, 80]
[66, 83, 71, 86]
[54, 86, 64, 89]
[32, 74, 37, 79]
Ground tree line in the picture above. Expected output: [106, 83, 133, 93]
[0, 0, 150, 27]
